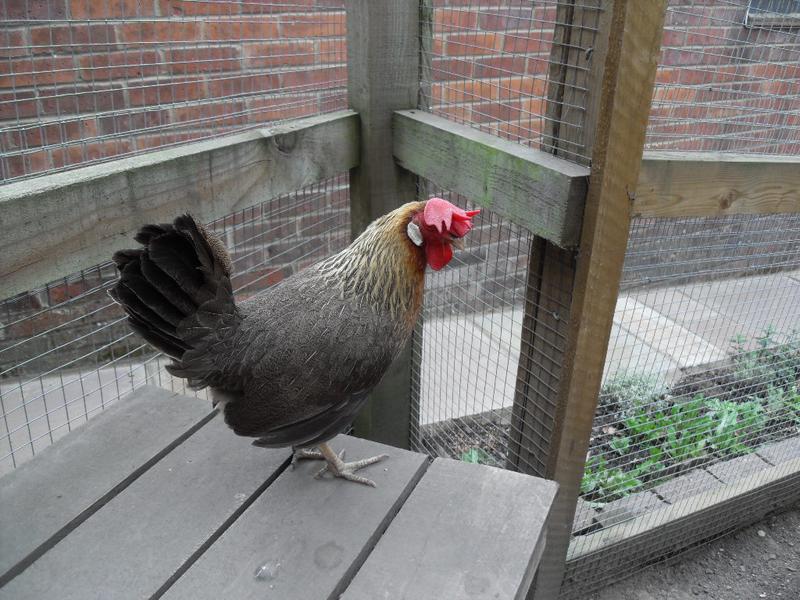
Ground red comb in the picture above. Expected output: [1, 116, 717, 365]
[423, 198, 480, 236]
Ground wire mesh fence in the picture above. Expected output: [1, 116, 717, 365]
[0, 175, 349, 475]
[0, 0, 347, 182]
[423, 0, 603, 166]
[648, 0, 800, 154]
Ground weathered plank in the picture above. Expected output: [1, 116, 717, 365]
[392, 110, 590, 247]
[347, 0, 420, 448]
[531, 2, 668, 598]
[0, 413, 289, 600]
[0, 385, 212, 586]
[162, 435, 428, 600]
[635, 152, 800, 218]
[340, 458, 557, 600]
[563, 458, 800, 596]
[0, 110, 359, 299]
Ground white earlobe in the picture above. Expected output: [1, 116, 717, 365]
[407, 221, 424, 246]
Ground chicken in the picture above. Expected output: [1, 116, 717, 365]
[109, 198, 479, 486]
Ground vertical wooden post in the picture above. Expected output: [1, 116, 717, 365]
[346, 0, 420, 448]
[524, 2, 667, 598]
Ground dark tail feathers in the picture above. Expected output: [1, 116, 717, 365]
[110, 214, 239, 389]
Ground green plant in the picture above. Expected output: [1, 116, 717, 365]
[600, 373, 667, 418]
[609, 436, 631, 456]
[581, 456, 643, 503]
[460, 447, 490, 464]
[663, 396, 712, 464]
[705, 398, 764, 456]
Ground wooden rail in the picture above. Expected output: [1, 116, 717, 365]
[392, 110, 590, 248]
[635, 152, 800, 218]
[0, 110, 359, 299]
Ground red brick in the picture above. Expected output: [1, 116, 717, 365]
[0, 29, 28, 58]
[171, 101, 247, 127]
[206, 73, 281, 98]
[0, 56, 77, 88]
[117, 21, 202, 44]
[503, 30, 550, 54]
[205, 18, 279, 41]
[79, 50, 159, 81]
[280, 66, 346, 91]
[128, 77, 206, 106]
[244, 41, 315, 68]
[5, 0, 67, 20]
[31, 24, 116, 54]
[318, 39, 346, 64]
[471, 100, 524, 124]
[2, 150, 51, 180]
[247, 96, 320, 122]
[70, 0, 157, 19]
[446, 33, 503, 56]
[164, 0, 239, 16]
[96, 108, 168, 135]
[478, 7, 535, 31]
[280, 13, 345, 38]
[50, 138, 133, 169]
[39, 82, 126, 115]
[0, 90, 37, 119]
[472, 55, 527, 79]
[434, 8, 478, 33]
[240, 0, 320, 14]
[431, 57, 474, 81]
[161, 46, 240, 74]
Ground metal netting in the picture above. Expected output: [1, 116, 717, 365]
[0, 175, 349, 475]
[423, 0, 603, 165]
[564, 212, 800, 594]
[647, 0, 800, 154]
[0, 0, 347, 182]
[409, 180, 576, 481]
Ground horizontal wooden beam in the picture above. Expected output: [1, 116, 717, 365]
[635, 151, 800, 218]
[0, 110, 359, 299]
[392, 110, 589, 247]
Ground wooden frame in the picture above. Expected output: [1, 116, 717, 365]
[635, 152, 800, 218]
[530, 2, 668, 597]
[346, 0, 420, 449]
[392, 110, 590, 247]
[0, 111, 359, 299]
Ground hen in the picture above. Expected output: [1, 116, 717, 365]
[110, 198, 479, 486]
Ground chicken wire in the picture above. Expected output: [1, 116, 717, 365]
[0, 175, 350, 476]
[423, 0, 603, 166]
[563, 213, 800, 594]
[0, 0, 347, 182]
[647, 0, 800, 154]
[409, 181, 576, 481]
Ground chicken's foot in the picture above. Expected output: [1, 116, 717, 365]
[314, 442, 388, 487]
[290, 446, 343, 469]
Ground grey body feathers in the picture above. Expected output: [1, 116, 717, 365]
[110, 212, 419, 449]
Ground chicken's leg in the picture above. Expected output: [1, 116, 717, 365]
[314, 442, 388, 487]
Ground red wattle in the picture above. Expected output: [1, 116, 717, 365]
[426, 241, 453, 271]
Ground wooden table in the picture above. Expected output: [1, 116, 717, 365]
[0, 386, 556, 600]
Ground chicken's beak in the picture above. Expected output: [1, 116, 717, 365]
[450, 236, 465, 251]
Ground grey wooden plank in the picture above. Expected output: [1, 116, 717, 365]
[162, 435, 428, 600]
[0, 385, 212, 585]
[0, 414, 289, 600]
[0, 110, 358, 298]
[392, 110, 590, 247]
[341, 458, 557, 600]
[346, 0, 420, 448]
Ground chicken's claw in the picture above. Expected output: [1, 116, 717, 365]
[314, 442, 388, 487]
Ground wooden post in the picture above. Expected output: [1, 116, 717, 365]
[346, 0, 420, 448]
[519, 2, 668, 598]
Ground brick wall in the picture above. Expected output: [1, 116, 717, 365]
[0, 0, 347, 181]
